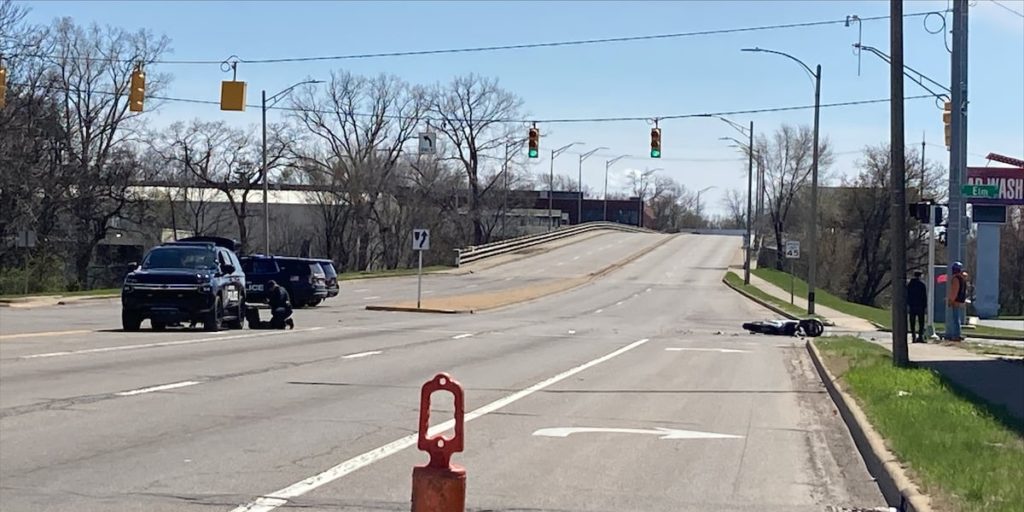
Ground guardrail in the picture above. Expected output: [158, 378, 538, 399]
[454, 222, 654, 267]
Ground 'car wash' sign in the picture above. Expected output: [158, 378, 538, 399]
[966, 167, 1024, 205]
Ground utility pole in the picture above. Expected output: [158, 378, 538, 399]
[744, 121, 754, 285]
[890, 0, 909, 367]
[261, 89, 269, 254]
[946, 0, 969, 339]
[807, 64, 821, 315]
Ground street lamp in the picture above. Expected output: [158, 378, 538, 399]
[604, 154, 629, 222]
[262, 79, 322, 254]
[743, 46, 821, 315]
[549, 142, 584, 230]
[578, 147, 609, 224]
[718, 127, 756, 285]
[638, 168, 663, 228]
[695, 186, 716, 228]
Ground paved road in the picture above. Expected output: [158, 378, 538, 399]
[0, 233, 886, 512]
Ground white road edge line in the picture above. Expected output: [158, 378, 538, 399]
[115, 380, 201, 397]
[229, 338, 650, 512]
[452, 333, 474, 340]
[342, 350, 382, 360]
[20, 328, 324, 359]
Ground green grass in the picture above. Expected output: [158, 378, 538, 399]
[816, 336, 1024, 512]
[724, 271, 823, 320]
[338, 265, 451, 281]
[0, 288, 120, 300]
[753, 268, 1023, 339]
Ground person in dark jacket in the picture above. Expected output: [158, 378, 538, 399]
[266, 280, 294, 330]
[907, 271, 928, 343]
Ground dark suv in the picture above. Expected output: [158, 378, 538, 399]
[313, 259, 339, 299]
[240, 255, 327, 308]
[121, 236, 246, 331]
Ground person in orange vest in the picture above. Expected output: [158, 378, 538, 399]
[946, 261, 969, 342]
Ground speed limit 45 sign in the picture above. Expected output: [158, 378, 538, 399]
[785, 241, 801, 259]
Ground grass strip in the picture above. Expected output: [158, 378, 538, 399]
[724, 271, 820, 320]
[815, 336, 1024, 512]
[338, 265, 451, 281]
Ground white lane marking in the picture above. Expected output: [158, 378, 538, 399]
[353, 289, 370, 293]
[467, 284, 478, 288]
[363, 296, 381, 300]
[645, 287, 653, 293]
[504, 277, 515, 281]
[20, 328, 323, 359]
[533, 427, 743, 440]
[452, 333, 474, 340]
[342, 350, 382, 360]
[115, 380, 201, 397]
[665, 347, 749, 353]
[556, 262, 565, 266]
[229, 338, 650, 512]
[594, 309, 603, 314]
[568, 330, 577, 335]
[423, 291, 435, 295]
[615, 301, 624, 306]
[0, 329, 93, 341]
[572, 256, 580, 261]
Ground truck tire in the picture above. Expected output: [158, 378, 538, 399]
[151, 320, 167, 331]
[122, 311, 142, 332]
[226, 303, 244, 330]
[204, 297, 223, 332]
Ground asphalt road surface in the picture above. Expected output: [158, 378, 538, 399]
[0, 232, 886, 512]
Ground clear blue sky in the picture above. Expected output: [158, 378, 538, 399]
[21, 0, 1024, 214]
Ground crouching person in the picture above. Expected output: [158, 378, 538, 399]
[267, 280, 294, 329]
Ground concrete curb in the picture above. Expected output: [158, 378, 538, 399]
[720, 275, 798, 320]
[870, 322, 1023, 342]
[365, 305, 469, 315]
[805, 340, 932, 512]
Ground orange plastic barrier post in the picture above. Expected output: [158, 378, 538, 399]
[411, 373, 466, 512]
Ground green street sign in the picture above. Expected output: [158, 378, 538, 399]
[961, 184, 999, 199]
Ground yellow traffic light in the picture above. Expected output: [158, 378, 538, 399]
[0, 65, 7, 109]
[942, 101, 952, 149]
[128, 67, 145, 112]
[220, 80, 247, 111]
[528, 127, 540, 158]
[650, 127, 662, 158]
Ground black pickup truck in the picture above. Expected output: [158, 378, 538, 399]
[121, 237, 247, 331]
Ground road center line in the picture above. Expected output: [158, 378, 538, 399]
[115, 380, 201, 397]
[452, 333, 474, 340]
[341, 350, 382, 360]
[229, 338, 650, 512]
[20, 328, 323, 359]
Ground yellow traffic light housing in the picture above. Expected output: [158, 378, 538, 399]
[650, 127, 662, 158]
[220, 80, 247, 111]
[528, 127, 540, 158]
[128, 67, 145, 112]
[942, 100, 952, 149]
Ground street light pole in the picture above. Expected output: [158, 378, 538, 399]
[695, 186, 715, 227]
[745, 121, 755, 285]
[638, 168, 663, 228]
[742, 47, 821, 315]
[549, 142, 584, 230]
[604, 154, 628, 222]
[577, 147, 609, 225]
[261, 79, 322, 254]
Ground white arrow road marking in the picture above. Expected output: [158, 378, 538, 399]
[229, 338, 649, 512]
[532, 427, 743, 440]
[665, 347, 750, 353]
[341, 351, 382, 359]
[116, 380, 201, 397]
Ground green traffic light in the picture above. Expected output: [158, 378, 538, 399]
[529, 148, 539, 158]
[650, 149, 661, 158]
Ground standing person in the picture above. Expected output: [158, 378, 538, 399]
[266, 280, 295, 330]
[906, 271, 928, 343]
[946, 262, 969, 342]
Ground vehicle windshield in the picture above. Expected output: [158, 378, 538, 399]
[142, 247, 218, 270]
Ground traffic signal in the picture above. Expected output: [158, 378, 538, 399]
[128, 66, 145, 112]
[0, 64, 7, 109]
[942, 100, 952, 149]
[528, 127, 540, 158]
[650, 127, 662, 158]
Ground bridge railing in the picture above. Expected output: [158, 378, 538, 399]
[454, 222, 654, 267]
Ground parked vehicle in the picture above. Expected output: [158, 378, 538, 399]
[314, 259, 339, 298]
[121, 236, 246, 331]
[240, 255, 328, 308]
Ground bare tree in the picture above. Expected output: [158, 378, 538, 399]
[754, 124, 833, 269]
[719, 188, 746, 229]
[428, 74, 523, 245]
[290, 71, 425, 270]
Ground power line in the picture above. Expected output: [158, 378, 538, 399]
[9, 81, 937, 124]
[8, 10, 944, 66]
[990, 0, 1024, 18]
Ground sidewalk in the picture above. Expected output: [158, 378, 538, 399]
[859, 335, 1024, 422]
[741, 272, 1024, 421]
[746, 274, 877, 331]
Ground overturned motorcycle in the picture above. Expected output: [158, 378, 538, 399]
[742, 318, 825, 337]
